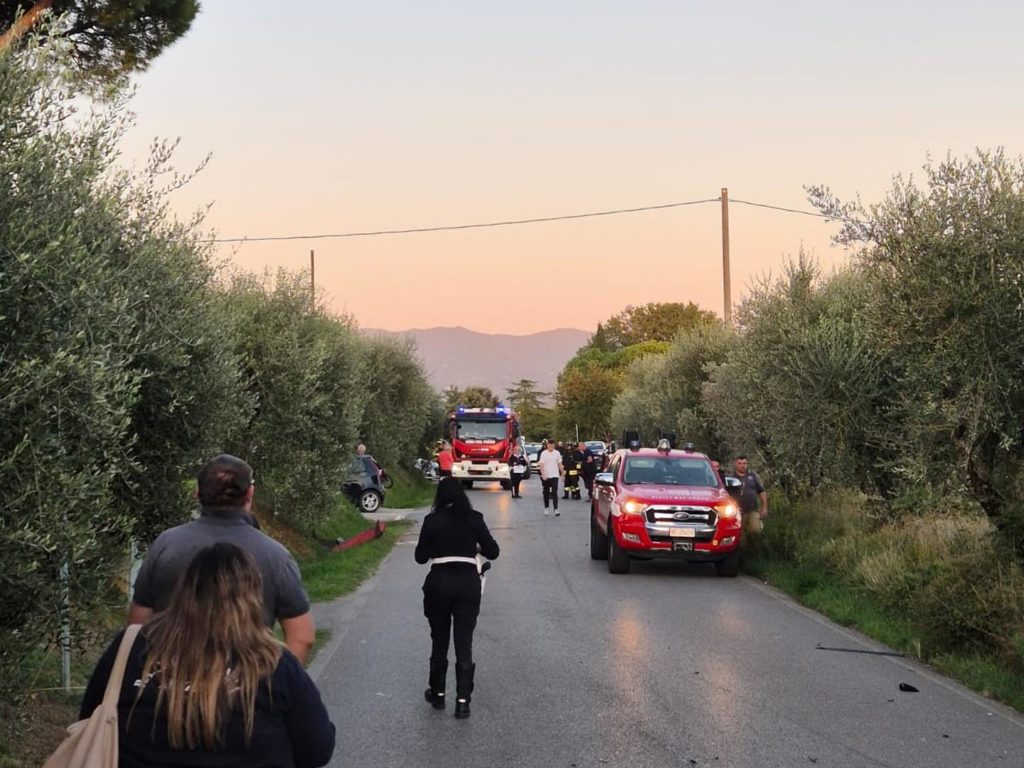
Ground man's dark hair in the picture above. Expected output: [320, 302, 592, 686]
[735, 454, 748, 461]
[197, 454, 254, 507]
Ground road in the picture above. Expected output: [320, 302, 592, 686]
[311, 483, 1024, 768]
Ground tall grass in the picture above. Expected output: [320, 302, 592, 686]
[750, 490, 1024, 709]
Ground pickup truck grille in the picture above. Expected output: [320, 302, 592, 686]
[645, 505, 717, 526]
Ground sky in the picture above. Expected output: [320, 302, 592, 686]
[120, 0, 1024, 334]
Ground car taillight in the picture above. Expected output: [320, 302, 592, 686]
[715, 501, 739, 520]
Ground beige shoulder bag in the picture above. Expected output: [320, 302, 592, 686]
[42, 624, 142, 768]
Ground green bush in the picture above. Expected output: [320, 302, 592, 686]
[0, 37, 244, 696]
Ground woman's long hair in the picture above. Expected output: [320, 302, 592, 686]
[432, 476, 474, 515]
[137, 543, 282, 749]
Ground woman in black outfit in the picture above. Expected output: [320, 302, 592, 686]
[415, 477, 500, 719]
[80, 543, 335, 768]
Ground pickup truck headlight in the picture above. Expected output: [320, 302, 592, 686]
[715, 501, 739, 520]
[621, 498, 645, 516]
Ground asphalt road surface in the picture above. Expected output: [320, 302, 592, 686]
[312, 483, 1024, 768]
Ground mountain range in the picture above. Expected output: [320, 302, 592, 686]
[362, 326, 590, 398]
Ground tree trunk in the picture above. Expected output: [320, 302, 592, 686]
[0, 0, 55, 52]
[964, 430, 1004, 524]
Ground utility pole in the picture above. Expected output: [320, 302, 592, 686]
[720, 187, 732, 327]
[309, 249, 316, 306]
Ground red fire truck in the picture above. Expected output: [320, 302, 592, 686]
[448, 406, 522, 489]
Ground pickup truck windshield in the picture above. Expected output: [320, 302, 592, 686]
[622, 456, 719, 487]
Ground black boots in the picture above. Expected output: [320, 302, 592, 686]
[454, 662, 475, 719]
[424, 659, 448, 709]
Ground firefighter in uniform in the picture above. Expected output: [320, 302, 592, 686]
[563, 445, 582, 500]
[415, 477, 500, 719]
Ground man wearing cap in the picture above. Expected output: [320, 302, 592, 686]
[127, 454, 316, 664]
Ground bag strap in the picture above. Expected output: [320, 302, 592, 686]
[101, 624, 142, 709]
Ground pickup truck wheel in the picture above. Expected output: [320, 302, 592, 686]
[461, 480, 474, 489]
[500, 480, 511, 490]
[715, 549, 741, 577]
[607, 521, 630, 574]
[590, 507, 608, 561]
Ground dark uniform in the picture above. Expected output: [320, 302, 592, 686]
[415, 500, 500, 718]
[579, 448, 598, 500]
[564, 449, 584, 499]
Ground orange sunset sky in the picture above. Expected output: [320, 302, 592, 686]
[120, 1, 1024, 334]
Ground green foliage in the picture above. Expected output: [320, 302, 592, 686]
[554, 362, 622, 440]
[810, 150, 1024, 535]
[506, 378, 546, 411]
[357, 335, 438, 469]
[0, 36, 241, 697]
[753, 493, 1024, 689]
[1, 1, 200, 81]
[441, 384, 499, 411]
[702, 256, 891, 492]
[0, 35, 455, 705]
[583, 301, 717, 352]
[612, 321, 733, 453]
[218, 271, 365, 532]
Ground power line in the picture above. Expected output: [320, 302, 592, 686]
[210, 195, 848, 245]
[211, 198, 720, 243]
[729, 198, 832, 219]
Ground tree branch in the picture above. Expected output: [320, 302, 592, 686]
[0, 0, 55, 51]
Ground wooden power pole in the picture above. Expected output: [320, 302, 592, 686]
[309, 249, 316, 305]
[720, 188, 732, 327]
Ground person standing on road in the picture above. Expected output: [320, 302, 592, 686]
[127, 454, 316, 665]
[509, 443, 528, 498]
[577, 442, 598, 501]
[85, 544, 335, 767]
[415, 478, 501, 719]
[538, 440, 564, 516]
[733, 455, 768, 533]
[436, 440, 455, 478]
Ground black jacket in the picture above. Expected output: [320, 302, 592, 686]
[81, 629, 335, 768]
[415, 505, 500, 564]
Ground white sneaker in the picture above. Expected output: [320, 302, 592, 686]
[555, 510, 561, 517]
[544, 509, 550, 516]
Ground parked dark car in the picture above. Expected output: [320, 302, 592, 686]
[344, 456, 386, 512]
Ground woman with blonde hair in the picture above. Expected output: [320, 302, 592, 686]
[80, 543, 335, 767]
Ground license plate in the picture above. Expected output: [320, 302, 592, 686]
[673, 541, 694, 552]
[669, 527, 695, 538]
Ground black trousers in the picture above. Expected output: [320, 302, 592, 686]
[582, 472, 595, 497]
[542, 477, 559, 509]
[510, 473, 524, 495]
[423, 565, 481, 666]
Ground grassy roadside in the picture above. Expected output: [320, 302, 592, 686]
[382, 465, 436, 509]
[744, 496, 1024, 714]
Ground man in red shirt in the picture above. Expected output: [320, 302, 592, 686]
[436, 441, 455, 478]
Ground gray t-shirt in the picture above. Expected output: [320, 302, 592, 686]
[738, 471, 765, 514]
[132, 510, 310, 626]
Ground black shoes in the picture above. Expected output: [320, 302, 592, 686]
[454, 662, 475, 719]
[426, 658, 448, 709]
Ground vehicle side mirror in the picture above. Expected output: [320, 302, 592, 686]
[724, 476, 741, 489]
[595, 472, 614, 486]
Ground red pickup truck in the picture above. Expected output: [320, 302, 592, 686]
[590, 443, 741, 576]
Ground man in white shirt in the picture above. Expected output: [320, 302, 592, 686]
[537, 441, 564, 516]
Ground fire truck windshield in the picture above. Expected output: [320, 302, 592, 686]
[454, 420, 508, 441]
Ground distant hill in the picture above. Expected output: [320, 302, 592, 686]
[362, 326, 590, 398]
